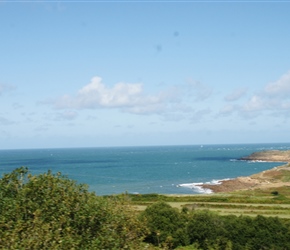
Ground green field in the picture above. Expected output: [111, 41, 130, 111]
[127, 185, 290, 218]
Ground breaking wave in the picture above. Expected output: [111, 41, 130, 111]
[178, 178, 232, 194]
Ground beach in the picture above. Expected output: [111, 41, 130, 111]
[201, 150, 290, 193]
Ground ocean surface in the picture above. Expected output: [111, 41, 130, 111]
[1, 143, 290, 195]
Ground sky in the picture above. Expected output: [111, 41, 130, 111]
[1, 1, 290, 149]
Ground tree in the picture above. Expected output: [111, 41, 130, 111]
[187, 210, 229, 249]
[0, 167, 146, 249]
[140, 201, 189, 249]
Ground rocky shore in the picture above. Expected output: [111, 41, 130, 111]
[239, 150, 290, 162]
[200, 150, 290, 193]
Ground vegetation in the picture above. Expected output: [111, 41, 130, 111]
[140, 202, 290, 249]
[139, 201, 189, 249]
[0, 167, 146, 249]
[2, 167, 290, 249]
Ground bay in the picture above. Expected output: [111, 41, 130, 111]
[0, 143, 290, 195]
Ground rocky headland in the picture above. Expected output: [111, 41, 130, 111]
[239, 150, 290, 162]
[201, 150, 290, 193]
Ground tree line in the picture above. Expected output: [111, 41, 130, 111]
[1, 167, 290, 249]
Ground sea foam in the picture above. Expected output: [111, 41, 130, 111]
[178, 183, 213, 194]
[178, 178, 232, 194]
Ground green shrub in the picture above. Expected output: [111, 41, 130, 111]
[0, 167, 146, 249]
[140, 201, 189, 249]
[187, 210, 230, 249]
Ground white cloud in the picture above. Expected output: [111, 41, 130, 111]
[242, 95, 265, 112]
[281, 101, 290, 109]
[224, 87, 247, 102]
[219, 104, 238, 116]
[185, 79, 213, 101]
[56, 77, 160, 109]
[216, 70, 290, 120]
[239, 70, 290, 118]
[54, 76, 177, 115]
[48, 76, 220, 123]
[264, 71, 290, 98]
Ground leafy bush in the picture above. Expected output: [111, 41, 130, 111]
[140, 201, 189, 249]
[187, 210, 231, 249]
[141, 201, 290, 250]
[0, 167, 146, 249]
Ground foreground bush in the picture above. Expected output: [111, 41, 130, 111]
[0, 167, 146, 249]
[141, 204, 290, 250]
[140, 202, 189, 249]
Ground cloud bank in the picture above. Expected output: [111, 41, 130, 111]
[224, 87, 247, 102]
[242, 71, 290, 114]
[50, 70, 290, 124]
[53, 76, 178, 115]
[220, 71, 290, 118]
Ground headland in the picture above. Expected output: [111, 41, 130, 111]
[201, 150, 290, 193]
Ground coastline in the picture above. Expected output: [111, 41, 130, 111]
[200, 150, 290, 193]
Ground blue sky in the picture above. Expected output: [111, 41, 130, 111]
[1, 1, 290, 149]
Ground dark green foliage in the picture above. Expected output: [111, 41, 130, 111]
[141, 202, 290, 250]
[0, 167, 146, 249]
[187, 210, 231, 250]
[248, 215, 290, 249]
[187, 211, 290, 250]
[140, 201, 189, 249]
[271, 190, 279, 195]
[222, 215, 255, 249]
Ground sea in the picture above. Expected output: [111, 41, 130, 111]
[0, 143, 290, 195]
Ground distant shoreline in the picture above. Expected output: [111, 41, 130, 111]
[200, 150, 290, 193]
[239, 150, 290, 162]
